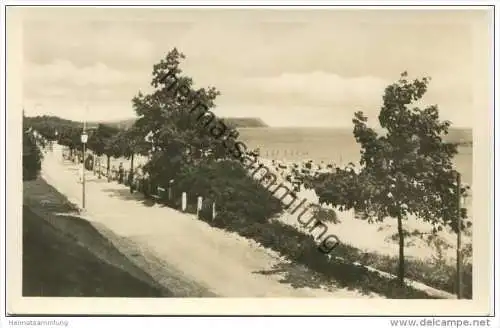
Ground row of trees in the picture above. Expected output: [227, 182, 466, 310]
[24, 115, 149, 180]
[130, 48, 232, 185]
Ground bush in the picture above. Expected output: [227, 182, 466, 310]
[173, 160, 283, 225]
[84, 155, 94, 171]
[310, 206, 340, 224]
[328, 241, 473, 299]
[23, 131, 43, 181]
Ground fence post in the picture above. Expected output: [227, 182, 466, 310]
[168, 179, 174, 201]
[181, 192, 187, 212]
[212, 201, 216, 220]
[197, 196, 203, 218]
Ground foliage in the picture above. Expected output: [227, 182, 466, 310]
[23, 115, 78, 141]
[23, 127, 43, 181]
[57, 126, 84, 151]
[310, 206, 340, 224]
[305, 165, 367, 213]
[172, 160, 283, 224]
[350, 72, 469, 229]
[307, 72, 470, 285]
[87, 124, 120, 156]
[23, 115, 124, 153]
[84, 154, 94, 171]
[131, 48, 239, 182]
[330, 240, 472, 298]
[106, 125, 149, 159]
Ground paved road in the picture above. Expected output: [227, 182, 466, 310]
[41, 144, 377, 298]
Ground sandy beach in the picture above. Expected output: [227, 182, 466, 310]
[250, 156, 472, 265]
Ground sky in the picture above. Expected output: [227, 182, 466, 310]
[19, 7, 491, 127]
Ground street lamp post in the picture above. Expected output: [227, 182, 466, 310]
[455, 171, 463, 300]
[81, 130, 88, 209]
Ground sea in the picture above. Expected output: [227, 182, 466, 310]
[103, 126, 472, 194]
[237, 127, 473, 188]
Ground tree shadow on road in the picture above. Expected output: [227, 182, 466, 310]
[252, 261, 378, 296]
[252, 253, 438, 298]
[101, 187, 156, 207]
[253, 262, 339, 293]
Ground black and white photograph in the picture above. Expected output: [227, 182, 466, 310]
[3, 4, 496, 319]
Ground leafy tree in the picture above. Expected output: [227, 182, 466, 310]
[58, 126, 83, 156]
[131, 48, 235, 187]
[88, 124, 119, 155]
[23, 116, 43, 180]
[310, 72, 469, 286]
[87, 124, 120, 175]
[305, 164, 366, 213]
[106, 125, 149, 188]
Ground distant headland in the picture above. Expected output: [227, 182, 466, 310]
[23, 114, 471, 145]
[221, 117, 269, 128]
[97, 116, 269, 129]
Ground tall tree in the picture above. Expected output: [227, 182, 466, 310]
[58, 126, 83, 157]
[88, 124, 120, 176]
[106, 125, 149, 189]
[311, 72, 469, 286]
[131, 48, 232, 186]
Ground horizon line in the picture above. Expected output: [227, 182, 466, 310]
[23, 113, 473, 130]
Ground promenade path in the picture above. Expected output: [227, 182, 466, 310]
[41, 144, 377, 298]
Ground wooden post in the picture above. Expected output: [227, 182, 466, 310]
[97, 156, 102, 179]
[456, 172, 463, 299]
[168, 179, 174, 201]
[181, 192, 187, 212]
[197, 196, 203, 217]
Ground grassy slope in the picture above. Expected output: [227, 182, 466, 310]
[23, 178, 171, 297]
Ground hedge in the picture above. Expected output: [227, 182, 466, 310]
[167, 160, 283, 224]
[331, 242, 472, 298]
[23, 131, 43, 181]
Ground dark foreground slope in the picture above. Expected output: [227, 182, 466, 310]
[23, 179, 172, 297]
